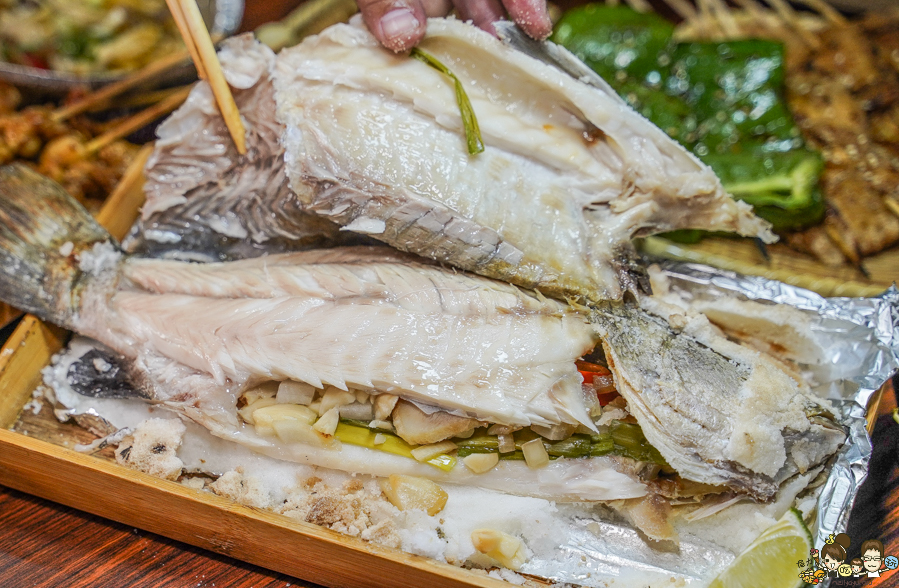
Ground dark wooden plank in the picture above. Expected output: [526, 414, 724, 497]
[0, 485, 313, 588]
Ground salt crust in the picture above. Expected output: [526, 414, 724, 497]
[114, 417, 186, 481]
[77, 241, 121, 276]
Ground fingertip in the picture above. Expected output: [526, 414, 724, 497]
[525, 13, 553, 40]
[504, 0, 553, 40]
[379, 7, 427, 52]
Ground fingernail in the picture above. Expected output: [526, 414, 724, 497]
[380, 8, 419, 42]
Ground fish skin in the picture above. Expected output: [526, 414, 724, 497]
[591, 299, 845, 501]
[0, 164, 109, 327]
[126, 34, 358, 262]
[275, 17, 774, 302]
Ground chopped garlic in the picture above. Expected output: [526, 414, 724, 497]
[253, 403, 317, 438]
[530, 423, 576, 441]
[313, 407, 340, 436]
[373, 433, 387, 445]
[369, 419, 395, 431]
[410, 441, 457, 462]
[471, 529, 527, 570]
[380, 474, 447, 515]
[319, 386, 356, 416]
[272, 419, 330, 447]
[238, 396, 277, 424]
[497, 433, 516, 454]
[373, 394, 399, 420]
[253, 403, 317, 426]
[462, 452, 499, 474]
[521, 438, 549, 469]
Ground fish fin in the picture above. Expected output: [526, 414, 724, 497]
[0, 164, 114, 325]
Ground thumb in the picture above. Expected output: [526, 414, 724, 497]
[359, 0, 427, 52]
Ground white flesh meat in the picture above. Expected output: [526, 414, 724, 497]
[275, 17, 773, 302]
[82, 247, 598, 429]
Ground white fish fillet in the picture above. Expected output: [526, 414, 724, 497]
[0, 161, 843, 512]
[274, 17, 774, 301]
[81, 247, 599, 430]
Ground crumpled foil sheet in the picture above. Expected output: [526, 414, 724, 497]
[654, 262, 898, 547]
[517, 261, 899, 587]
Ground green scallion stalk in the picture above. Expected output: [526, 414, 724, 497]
[410, 47, 485, 155]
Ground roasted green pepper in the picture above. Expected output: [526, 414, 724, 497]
[455, 422, 665, 464]
[551, 5, 824, 233]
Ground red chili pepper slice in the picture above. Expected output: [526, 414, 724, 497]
[576, 360, 620, 404]
[576, 360, 610, 385]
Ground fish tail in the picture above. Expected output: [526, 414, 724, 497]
[0, 164, 114, 326]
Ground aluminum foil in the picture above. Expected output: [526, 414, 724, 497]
[516, 261, 899, 587]
[652, 261, 899, 547]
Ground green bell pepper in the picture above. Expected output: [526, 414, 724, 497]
[551, 4, 824, 233]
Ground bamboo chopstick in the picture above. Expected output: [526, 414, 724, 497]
[165, 0, 208, 81]
[85, 86, 192, 155]
[170, 0, 246, 154]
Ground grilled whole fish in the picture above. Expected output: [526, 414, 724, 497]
[0, 165, 841, 510]
[274, 17, 775, 302]
[4, 164, 649, 502]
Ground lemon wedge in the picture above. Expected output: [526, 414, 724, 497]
[709, 508, 813, 588]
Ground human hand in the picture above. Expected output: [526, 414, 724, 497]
[357, 0, 552, 52]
